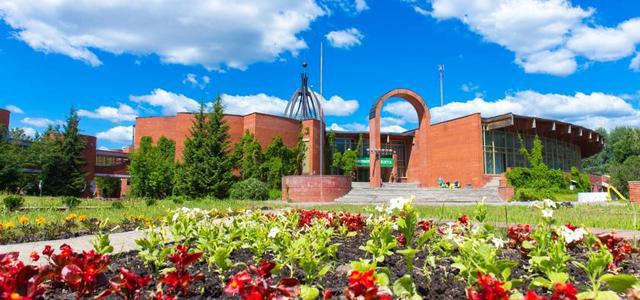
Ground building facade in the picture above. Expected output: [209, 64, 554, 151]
[134, 89, 603, 190]
[0, 109, 129, 197]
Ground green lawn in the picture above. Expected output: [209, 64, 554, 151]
[2, 195, 639, 231]
[0, 195, 281, 224]
[305, 202, 640, 231]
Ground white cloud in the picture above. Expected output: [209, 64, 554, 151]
[0, 1, 324, 70]
[382, 101, 418, 123]
[78, 103, 138, 122]
[20, 117, 61, 128]
[5, 104, 24, 114]
[380, 125, 407, 133]
[423, 0, 640, 76]
[20, 127, 36, 138]
[130, 89, 200, 115]
[325, 28, 364, 49]
[430, 90, 640, 130]
[328, 122, 368, 132]
[221, 93, 288, 116]
[631, 53, 640, 72]
[97, 126, 133, 143]
[461, 82, 479, 93]
[355, 0, 369, 12]
[183, 73, 211, 89]
[567, 18, 640, 62]
[221, 92, 359, 117]
[318, 94, 359, 116]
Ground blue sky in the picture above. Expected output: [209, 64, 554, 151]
[0, 0, 639, 149]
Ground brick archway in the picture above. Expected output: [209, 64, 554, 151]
[369, 89, 430, 187]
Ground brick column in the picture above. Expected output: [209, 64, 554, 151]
[630, 181, 640, 203]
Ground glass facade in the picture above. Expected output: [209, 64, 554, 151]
[96, 155, 128, 167]
[482, 129, 581, 174]
[334, 136, 410, 181]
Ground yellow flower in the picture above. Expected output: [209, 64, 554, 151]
[65, 213, 78, 221]
[4, 222, 15, 229]
[78, 215, 88, 222]
[36, 217, 46, 225]
[19, 216, 29, 224]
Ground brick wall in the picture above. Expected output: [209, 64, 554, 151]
[630, 181, 640, 203]
[425, 114, 490, 188]
[0, 109, 9, 129]
[134, 112, 301, 161]
[282, 175, 351, 202]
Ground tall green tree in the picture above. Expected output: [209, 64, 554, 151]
[0, 127, 21, 192]
[233, 131, 263, 180]
[40, 109, 87, 196]
[174, 100, 234, 198]
[610, 156, 640, 197]
[129, 136, 176, 198]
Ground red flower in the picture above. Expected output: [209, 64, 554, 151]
[524, 291, 547, 300]
[323, 290, 333, 299]
[345, 269, 388, 300]
[418, 220, 433, 231]
[42, 245, 54, 257]
[224, 271, 251, 295]
[458, 215, 469, 225]
[29, 251, 39, 262]
[551, 283, 578, 300]
[466, 273, 509, 300]
[564, 223, 577, 231]
[396, 234, 407, 246]
[598, 233, 637, 269]
[160, 245, 204, 296]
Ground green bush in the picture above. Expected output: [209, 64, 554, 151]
[570, 167, 592, 192]
[167, 195, 189, 204]
[268, 188, 282, 200]
[3, 195, 24, 212]
[145, 198, 157, 207]
[111, 201, 125, 209]
[229, 178, 269, 200]
[61, 196, 82, 209]
[513, 188, 555, 201]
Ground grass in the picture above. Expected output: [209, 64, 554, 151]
[0, 195, 281, 224]
[304, 202, 640, 231]
[2, 194, 639, 231]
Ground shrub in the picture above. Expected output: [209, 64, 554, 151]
[2, 194, 24, 212]
[145, 198, 157, 207]
[62, 196, 82, 209]
[229, 178, 269, 200]
[111, 201, 125, 209]
[268, 188, 282, 200]
[570, 167, 592, 192]
[167, 195, 189, 204]
[513, 188, 555, 201]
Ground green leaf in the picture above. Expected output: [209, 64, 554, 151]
[601, 274, 639, 293]
[392, 275, 421, 299]
[300, 285, 320, 300]
[547, 272, 569, 284]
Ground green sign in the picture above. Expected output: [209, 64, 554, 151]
[356, 157, 394, 168]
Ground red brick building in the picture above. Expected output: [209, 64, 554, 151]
[0, 109, 129, 197]
[134, 88, 604, 189]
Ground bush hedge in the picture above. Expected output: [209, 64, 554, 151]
[230, 178, 269, 200]
[2, 195, 24, 212]
[61, 196, 82, 209]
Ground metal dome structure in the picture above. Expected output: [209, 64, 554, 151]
[284, 63, 324, 121]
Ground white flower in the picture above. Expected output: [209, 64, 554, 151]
[542, 208, 554, 219]
[543, 199, 557, 209]
[392, 223, 399, 231]
[492, 238, 506, 249]
[375, 205, 385, 213]
[559, 226, 587, 244]
[387, 196, 415, 213]
[268, 227, 280, 238]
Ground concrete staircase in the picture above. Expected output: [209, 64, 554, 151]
[335, 180, 503, 204]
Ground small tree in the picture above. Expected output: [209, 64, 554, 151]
[129, 136, 175, 199]
[40, 109, 87, 196]
[610, 156, 640, 197]
[0, 128, 20, 192]
[174, 99, 234, 199]
[233, 131, 263, 180]
[341, 149, 358, 179]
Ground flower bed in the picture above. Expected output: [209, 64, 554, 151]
[2, 199, 640, 299]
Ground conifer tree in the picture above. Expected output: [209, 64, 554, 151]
[0, 127, 20, 192]
[40, 109, 87, 196]
[175, 99, 234, 198]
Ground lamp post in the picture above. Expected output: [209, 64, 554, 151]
[367, 147, 395, 185]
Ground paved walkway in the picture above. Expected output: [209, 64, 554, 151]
[0, 230, 147, 263]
